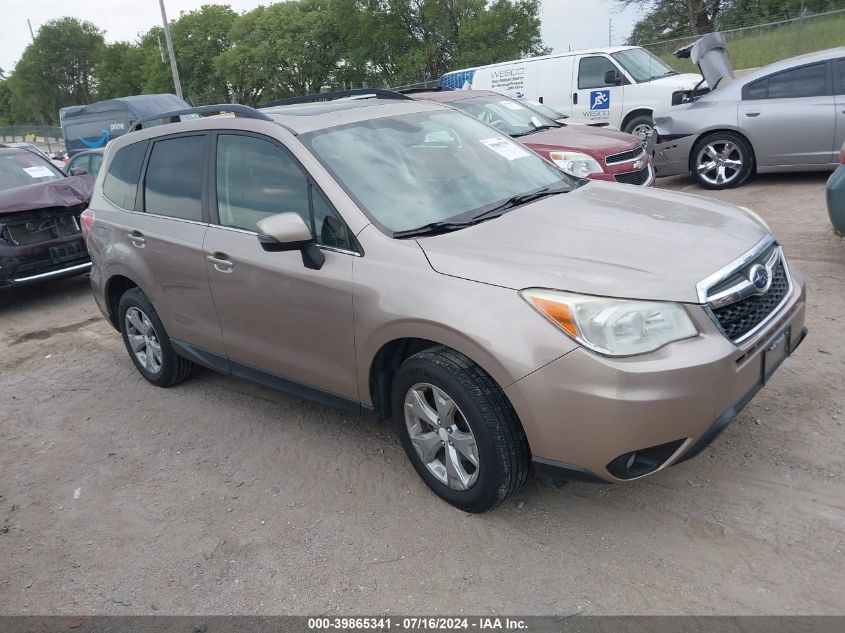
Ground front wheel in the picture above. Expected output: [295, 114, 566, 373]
[391, 347, 530, 512]
[623, 114, 654, 142]
[691, 131, 754, 189]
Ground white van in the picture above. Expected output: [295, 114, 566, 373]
[439, 46, 705, 138]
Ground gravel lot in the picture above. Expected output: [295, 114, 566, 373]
[1, 172, 843, 615]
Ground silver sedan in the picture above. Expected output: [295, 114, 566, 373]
[652, 34, 845, 189]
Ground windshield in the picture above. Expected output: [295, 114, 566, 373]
[611, 48, 677, 82]
[449, 96, 558, 137]
[0, 150, 65, 191]
[526, 101, 566, 121]
[303, 110, 574, 233]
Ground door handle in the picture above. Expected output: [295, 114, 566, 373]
[745, 111, 761, 117]
[572, 92, 578, 105]
[128, 230, 146, 247]
[206, 252, 234, 273]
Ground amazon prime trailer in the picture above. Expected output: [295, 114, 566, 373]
[59, 94, 189, 156]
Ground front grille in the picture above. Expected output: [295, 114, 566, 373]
[710, 256, 790, 342]
[614, 165, 650, 185]
[606, 147, 645, 164]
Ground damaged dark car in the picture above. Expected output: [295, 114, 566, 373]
[0, 147, 94, 289]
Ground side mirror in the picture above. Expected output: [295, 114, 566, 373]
[256, 212, 325, 270]
[69, 167, 87, 176]
[604, 69, 623, 86]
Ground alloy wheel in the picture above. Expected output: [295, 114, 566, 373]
[125, 306, 163, 374]
[631, 123, 653, 142]
[403, 382, 479, 491]
[696, 140, 744, 186]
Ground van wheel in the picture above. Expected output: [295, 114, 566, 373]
[391, 346, 530, 512]
[118, 288, 196, 387]
[623, 114, 654, 141]
[691, 131, 754, 190]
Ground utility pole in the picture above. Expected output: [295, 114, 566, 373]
[158, 0, 184, 100]
[608, 17, 614, 46]
[27, 19, 35, 40]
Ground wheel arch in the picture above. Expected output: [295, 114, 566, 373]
[366, 333, 519, 423]
[104, 274, 140, 330]
[621, 108, 653, 132]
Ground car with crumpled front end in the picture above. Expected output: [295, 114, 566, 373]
[407, 89, 654, 185]
[84, 94, 806, 512]
[0, 147, 94, 288]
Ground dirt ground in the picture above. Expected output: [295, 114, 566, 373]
[1, 172, 843, 615]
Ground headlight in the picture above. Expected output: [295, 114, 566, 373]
[520, 288, 698, 356]
[738, 206, 770, 231]
[548, 151, 603, 178]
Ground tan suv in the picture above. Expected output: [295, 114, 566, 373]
[82, 94, 807, 512]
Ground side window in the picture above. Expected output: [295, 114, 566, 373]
[215, 133, 354, 251]
[835, 59, 845, 95]
[89, 152, 104, 176]
[102, 141, 148, 210]
[312, 187, 353, 251]
[69, 154, 89, 173]
[766, 63, 827, 99]
[216, 134, 310, 231]
[143, 135, 205, 221]
[578, 56, 619, 89]
[744, 79, 767, 100]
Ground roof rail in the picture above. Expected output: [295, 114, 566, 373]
[129, 104, 273, 132]
[262, 88, 411, 108]
[396, 87, 449, 95]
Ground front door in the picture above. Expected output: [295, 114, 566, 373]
[203, 131, 359, 402]
[739, 61, 836, 167]
[571, 54, 625, 127]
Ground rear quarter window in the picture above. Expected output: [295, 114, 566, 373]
[103, 141, 148, 210]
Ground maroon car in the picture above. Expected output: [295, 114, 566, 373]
[0, 147, 94, 288]
[407, 90, 653, 186]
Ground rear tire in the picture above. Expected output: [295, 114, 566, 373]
[391, 346, 529, 512]
[118, 288, 196, 388]
[691, 131, 754, 190]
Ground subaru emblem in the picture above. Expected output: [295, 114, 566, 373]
[749, 264, 770, 292]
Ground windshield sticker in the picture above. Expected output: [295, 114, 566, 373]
[499, 100, 525, 111]
[23, 165, 55, 178]
[479, 137, 531, 161]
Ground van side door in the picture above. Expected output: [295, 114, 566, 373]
[572, 54, 625, 127]
[535, 56, 576, 116]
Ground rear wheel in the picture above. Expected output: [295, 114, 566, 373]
[691, 131, 754, 189]
[118, 288, 196, 387]
[391, 346, 529, 512]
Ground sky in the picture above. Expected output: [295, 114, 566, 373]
[0, 0, 639, 75]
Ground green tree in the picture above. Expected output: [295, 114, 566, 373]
[11, 17, 105, 122]
[97, 42, 145, 100]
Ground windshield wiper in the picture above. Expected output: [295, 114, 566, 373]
[646, 70, 679, 81]
[512, 123, 560, 138]
[470, 184, 570, 222]
[393, 220, 477, 239]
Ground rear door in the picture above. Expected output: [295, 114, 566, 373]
[535, 56, 575, 115]
[739, 61, 835, 166]
[572, 54, 625, 127]
[100, 133, 224, 356]
[203, 131, 359, 402]
[835, 58, 845, 160]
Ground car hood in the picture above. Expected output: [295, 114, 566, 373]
[0, 175, 95, 215]
[674, 32, 735, 89]
[519, 126, 639, 156]
[417, 181, 768, 303]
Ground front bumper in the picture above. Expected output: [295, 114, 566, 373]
[652, 134, 696, 178]
[0, 237, 90, 288]
[505, 272, 807, 483]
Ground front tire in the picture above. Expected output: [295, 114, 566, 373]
[691, 131, 754, 189]
[623, 114, 654, 141]
[391, 346, 530, 512]
[118, 288, 196, 387]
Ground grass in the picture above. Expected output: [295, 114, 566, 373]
[657, 13, 845, 72]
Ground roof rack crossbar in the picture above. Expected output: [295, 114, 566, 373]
[262, 88, 410, 108]
[130, 104, 273, 132]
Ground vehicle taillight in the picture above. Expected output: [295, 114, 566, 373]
[80, 209, 95, 244]
[840, 144, 845, 165]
